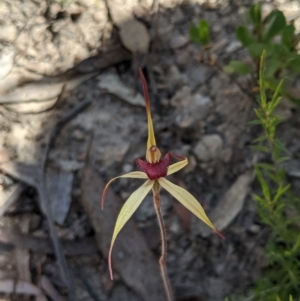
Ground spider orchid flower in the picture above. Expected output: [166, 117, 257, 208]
[101, 68, 223, 280]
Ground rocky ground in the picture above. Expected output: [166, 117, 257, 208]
[0, 0, 300, 300]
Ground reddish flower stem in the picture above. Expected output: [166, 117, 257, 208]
[152, 181, 174, 301]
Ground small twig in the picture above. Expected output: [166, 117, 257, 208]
[152, 182, 173, 301]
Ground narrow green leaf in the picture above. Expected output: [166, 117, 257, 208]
[255, 166, 271, 202]
[250, 145, 269, 152]
[253, 135, 267, 143]
[263, 10, 286, 41]
[236, 26, 256, 46]
[274, 139, 290, 155]
[274, 184, 291, 204]
[253, 194, 266, 206]
[248, 119, 262, 125]
[268, 80, 283, 113]
[225, 61, 252, 75]
[276, 156, 290, 163]
[256, 163, 275, 171]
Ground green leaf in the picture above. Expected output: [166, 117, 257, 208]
[189, 20, 210, 46]
[256, 163, 275, 171]
[282, 24, 296, 48]
[253, 135, 267, 143]
[274, 139, 290, 155]
[247, 43, 265, 59]
[250, 145, 269, 152]
[267, 80, 283, 113]
[255, 166, 271, 201]
[264, 59, 282, 80]
[224, 61, 252, 75]
[286, 54, 300, 73]
[198, 20, 210, 45]
[263, 10, 286, 41]
[189, 26, 201, 44]
[248, 119, 262, 125]
[276, 156, 290, 163]
[274, 184, 291, 204]
[253, 194, 267, 207]
[236, 26, 256, 46]
[249, 3, 262, 26]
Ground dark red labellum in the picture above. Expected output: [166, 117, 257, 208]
[137, 154, 170, 180]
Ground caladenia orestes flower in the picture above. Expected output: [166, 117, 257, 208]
[101, 68, 224, 301]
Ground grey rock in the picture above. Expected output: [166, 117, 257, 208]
[186, 65, 214, 90]
[0, 45, 15, 80]
[219, 148, 232, 163]
[225, 41, 242, 53]
[193, 134, 223, 162]
[174, 93, 211, 128]
[167, 65, 184, 91]
[170, 31, 189, 49]
[170, 86, 192, 107]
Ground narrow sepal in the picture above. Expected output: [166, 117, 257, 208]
[101, 171, 147, 210]
[158, 178, 223, 237]
[108, 180, 154, 279]
[138, 68, 156, 149]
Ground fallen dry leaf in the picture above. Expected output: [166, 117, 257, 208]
[192, 171, 254, 237]
[97, 73, 145, 106]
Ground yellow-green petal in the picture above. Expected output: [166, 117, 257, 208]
[158, 178, 222, 237]
[101, 171, 147, 209]
[108, 179, 154, 279]
[167, 157, 188, 175]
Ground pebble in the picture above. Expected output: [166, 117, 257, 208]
[72, 129, 85, 140]
[122, 163, 133, 173]
[187, 65, 214, 90]
[167, 65, 184, 91]
[248, 224, 261, 234]
[174, 93, 212, 128]
[219, 148, 232, 163]
[183, 155, 197, 173]
[225, 41, 242, 53]
[193, 134, 223, 162]
[170, 86, 192, 107]
[170, 31, 189, 49]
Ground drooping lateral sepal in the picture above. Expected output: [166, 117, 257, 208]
[108, 179, 154, 279]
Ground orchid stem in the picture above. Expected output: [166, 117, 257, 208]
[153, 181, 174, 301]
